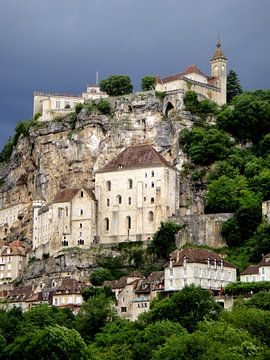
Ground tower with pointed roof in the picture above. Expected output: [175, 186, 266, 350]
[210, 39, 227, 105]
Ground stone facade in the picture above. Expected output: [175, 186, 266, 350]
[156, 41, 227, 107]
[262, 200, 270, 224]
[0, 203, 29, 240]
[95, 145, 179, 244]
[0, 241, 27, 284]
[32, 188, 97, 257]
[164, 248, 237, 292]
[33, 85, 107, 122]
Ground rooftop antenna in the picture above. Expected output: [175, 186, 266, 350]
[96, 71, 99, 85]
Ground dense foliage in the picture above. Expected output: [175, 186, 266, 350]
[227, 70, 243, 103]
[1, 286, 269, 359]
[141, 75, 156, 91]
[183, 91, 218, 120]
[100, 75, 133, 96]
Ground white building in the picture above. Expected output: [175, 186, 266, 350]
[0, 241, 27, 284]
[95, 145, 179, 245]
[33, 85, 108, 122]
[164, 248, 237, 292]
[0, 203, 29, 240]
[155, 40, 227, 106]
[32, 188, 97, 257]
[240, 254, 270, 283]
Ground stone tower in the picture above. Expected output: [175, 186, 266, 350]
[210, 39, 227, 105]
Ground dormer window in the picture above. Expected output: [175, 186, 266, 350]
[118, 164, 123, 169]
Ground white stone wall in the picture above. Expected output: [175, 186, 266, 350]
[0, 203, 26, 228]
[165, 262, 237, 291]
[0, 248, 26, 284]
[240, 265, 270, 283]
[95, 166, 178, 244]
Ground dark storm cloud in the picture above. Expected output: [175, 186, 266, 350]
[0, 0, 269, 148]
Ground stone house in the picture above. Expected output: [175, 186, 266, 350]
[0, 241, 27, 284]
[155, 40, 227, 108]
[106, 271, 164, 321]
[33, 85, 107, 122]
[52, 278, 87, 314]
[164, 248, 237, 292]
[95, 145, 179, 245]
[32, 188, 97, 257]
[240, 254, 270, 282]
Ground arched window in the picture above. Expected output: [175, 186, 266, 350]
[80, 191, 84, 197]
[151, 171, 154, 177]
[148, 211, 154, 222]
[107, 198, 110, 206]
[117, 195, 122, 204]
[79, 223, 82, 229]
[126, 216, 131, 230]
[151, 197, 155, 204]
[151, 182, 154, 188]
[106, 181, 111, 191]
[128, 197, 132, 205]
[128, 179, 133, 189]
[104, 218, 109, 231]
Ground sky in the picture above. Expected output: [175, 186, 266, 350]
[0, 0, 269, 149]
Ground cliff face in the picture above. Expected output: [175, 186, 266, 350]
[0, 92, 228, 250]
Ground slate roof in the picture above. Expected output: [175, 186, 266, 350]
[97, 145, 173, 172]
[166, 248, 237, 269]
[240, 265, 259, 276]
[53, 188, 96, 203]
[211, 40, 227, 61]
[54, 278, 87, 294]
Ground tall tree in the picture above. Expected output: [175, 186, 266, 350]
[227, 70, 242, 103]
[100, 75, 133, 96]
[141, 75, 156, 91]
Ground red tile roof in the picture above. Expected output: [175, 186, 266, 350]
[157, 64, 208, 84]
[97, 145, 173, 172]
[166, 248, 237, 269]
[53, 188, 96, 203]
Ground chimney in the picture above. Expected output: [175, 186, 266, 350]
[183, 255, 187, 267]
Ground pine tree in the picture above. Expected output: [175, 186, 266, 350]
[227, 70, 243, 103]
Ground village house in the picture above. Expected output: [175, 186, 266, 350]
[155, 40, 227, 108]
[32, 188, 97, 257]
[240, 254, 270, 283]
[164, 248, 237, 293]
[106, 271, 164, 321]
[33, 85, 107, 122]
[0, 241, 27, 285]
[95, 145, 179, 245]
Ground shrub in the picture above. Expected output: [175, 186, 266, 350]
[97, 99, 111, 115]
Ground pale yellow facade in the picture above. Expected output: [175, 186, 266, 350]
[95, 166, 179, 244]
[0, 243, 26, 284]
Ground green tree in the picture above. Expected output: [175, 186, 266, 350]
[90, 268, 114, 286]
[149, 221, 183, 259]
[76, 294, 115, 342]
[100, 75, 133, 96]
[4, 325, 87, 360]
[142, 285, 221, 332]
[248, 222, 270, 263]
[0, 307, 22, 344]
[245, 291, 270, 311]
[217, 90, 270, 144]
[141, 75, 156, 91]
[227, 70, 243, 103]
[97, 99, 111, 115]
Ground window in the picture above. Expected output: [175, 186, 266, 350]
[56, 100, 60, 109]
[151, 182, 154, 188]
[121, 307, 127, 312]
[65, 207, 68, 217]
[128, 197, 131, 205]
[144, 197, 146, 201]
[80, 191, 84, 197]
[262, 267, 265, 274]
[126, 216, 131, 230]
[151, 171, 154, 177]
[145, 184, 147, 188]
[145, 173, 147, 178]
[78, 239, 84, 245]
[107, 198, 110, 207]
[106, 181, 111, 191]
[151, 197, 154, 204]
[79, 232, 82, 237]
[117, 195, 122, 204]
[148, 211, 154, 222]
[79, 223, 82, 229]
[104, 218, 109, 231]
[128, 179, 133, 189]
[80, 209, 83, 216]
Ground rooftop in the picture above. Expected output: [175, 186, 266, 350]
[53, 188, 96, 203]
[97, 145, 173, 173]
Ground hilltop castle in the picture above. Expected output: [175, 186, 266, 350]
[33, 41, 227, 121]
